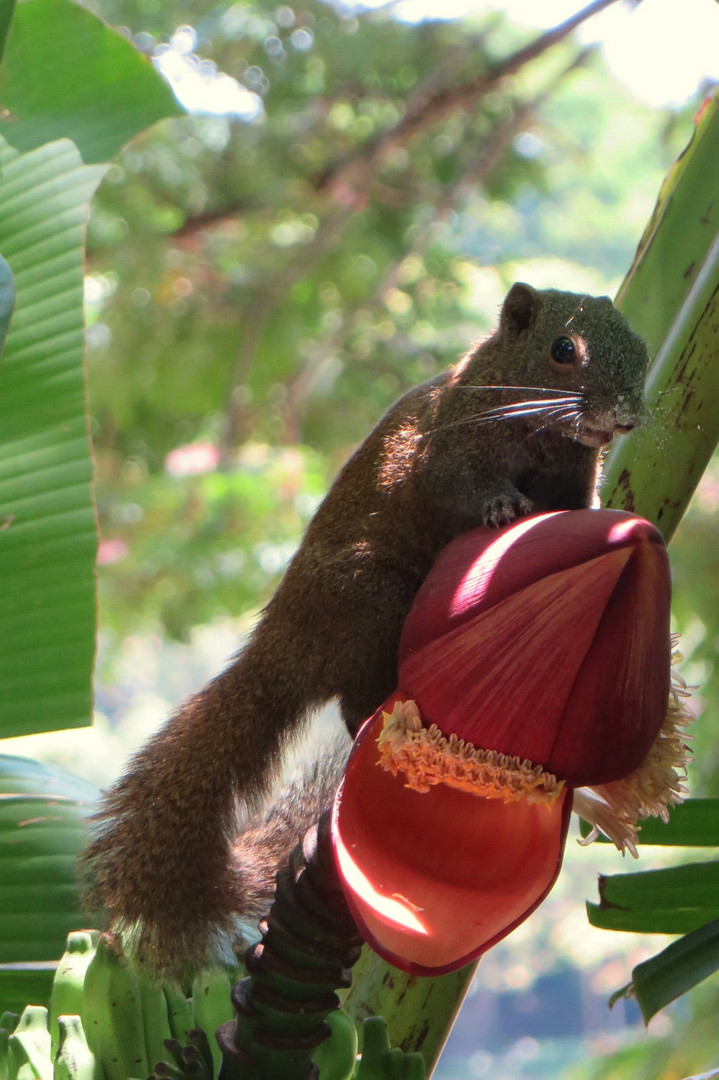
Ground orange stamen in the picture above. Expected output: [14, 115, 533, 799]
[377, 698, 564, 805]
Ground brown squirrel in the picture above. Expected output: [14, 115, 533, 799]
[82, 283, 648, 978]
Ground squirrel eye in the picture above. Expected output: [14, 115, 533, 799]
[550, 336, 576, 365]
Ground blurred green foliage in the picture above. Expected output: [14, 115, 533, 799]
[82, 0, 698, 652]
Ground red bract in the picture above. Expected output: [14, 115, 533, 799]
[399, 510, 672, 786]
[331, 510, 676, 975]
[333, 695, 573, 975]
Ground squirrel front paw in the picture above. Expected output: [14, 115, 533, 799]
[482, 491, 533, 528]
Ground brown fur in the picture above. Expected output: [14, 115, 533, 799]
[230, 749, 350, 930]
[82, 284, 648, 978]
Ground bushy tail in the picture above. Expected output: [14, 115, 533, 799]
[229, 747, 350, 938]
[81, 639, 335, 981]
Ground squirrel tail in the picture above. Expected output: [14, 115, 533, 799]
[81, 629, 342, 981]
[228, 746, 350, 937]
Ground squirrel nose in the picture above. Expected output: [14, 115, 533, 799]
[614, 395, 645, 433]
[591, 405, 640, 432]
[614, 416, 641, 435]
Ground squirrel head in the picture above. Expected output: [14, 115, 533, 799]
[489, 282, 649, 448]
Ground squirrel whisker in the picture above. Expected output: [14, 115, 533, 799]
[476, 398, 584, 423]
[430, 399, 584, 435]
[456, 384, 584, 398]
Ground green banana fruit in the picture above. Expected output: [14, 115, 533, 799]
[190, 969, 232, 1078]
[355, 1017, 425, 1080]
[136, 973, 173, 1074]
[1, 933, 246, 1080]
[161, 987, 193, 1046]
[50, 933, 97, 1059]
[0, 1030, 8, 1080]
[2, 941, 424, 1080]
[82, 935, 148, 1080]
[0, 1012, 20, 1080]
[7, 1006, 52, 1080]
[312, 1008, 358, 1080]
[54, 1016, 96, 1080]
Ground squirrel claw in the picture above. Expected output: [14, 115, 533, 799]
[483, 492, 533, 528]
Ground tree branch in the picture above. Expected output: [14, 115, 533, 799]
[280, 48, 594, 442]
[315, 0, 621, 193]
[216, 0, 618, 453]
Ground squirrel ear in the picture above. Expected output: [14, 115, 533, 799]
[501, 283, 541, 337]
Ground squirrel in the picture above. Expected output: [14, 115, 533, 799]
[82, 283, 649, 979]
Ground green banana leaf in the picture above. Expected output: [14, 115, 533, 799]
[583, 794, 719, 1018]
[0, 255, 14, 356]
[0, 0, 181, 1022]
[0, 138, 105, 736]
[610, 919, 719, 1024]
[0, 0, 182, 163]
[580, 797, 719, 846]
[608, 915, 716, 1023]
[584, 793, 719, 1020]
[0, 0, 182, 737]
[587, 860, 719, 935]
[0, 0, 14, 65]
[0, 754, 98, 1015]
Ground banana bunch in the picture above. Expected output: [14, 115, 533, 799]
[50, 932, 98, 1060]
[4, 1005, 53, 1080]
[0, 933, 235, 1080]
[0, 934, 424, 1080]
[314, 1013, 426, 1080]
[353, 1018, 425, 1080]
[80, 937, 235, 1080]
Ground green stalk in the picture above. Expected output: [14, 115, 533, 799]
[341, 954, 475, 1075]
[219, 815, 363, 1080]
[604, 89, 719, 538]
[603, 232, 719, 537]
[614, 92, 719, 361]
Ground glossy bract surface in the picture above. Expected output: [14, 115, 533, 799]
[332, 511, 673, 973]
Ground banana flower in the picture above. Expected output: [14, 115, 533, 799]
[331, 510, 692, 974]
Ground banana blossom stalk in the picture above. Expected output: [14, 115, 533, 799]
[331, 509, 691, 975]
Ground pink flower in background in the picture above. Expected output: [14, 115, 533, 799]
[165, 442, 219, 477]
[97, 538, 129, 566]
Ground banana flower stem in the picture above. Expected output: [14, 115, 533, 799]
[218, 812, 363, 1080]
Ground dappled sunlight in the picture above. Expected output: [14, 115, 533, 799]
[153, 25, 264, 119]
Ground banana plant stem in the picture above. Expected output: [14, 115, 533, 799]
[217, 812, 363, 1080]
